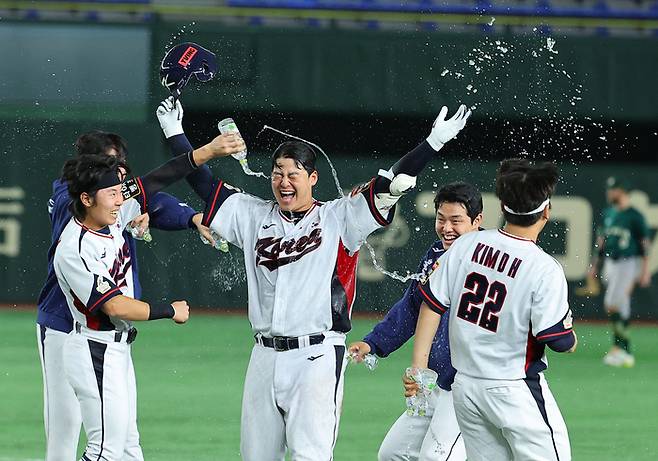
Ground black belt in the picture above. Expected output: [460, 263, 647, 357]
[256, 334, 325, 352]
[75, 322, 138, 344]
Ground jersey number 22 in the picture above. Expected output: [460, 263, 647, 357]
[457, 272, 507, 332]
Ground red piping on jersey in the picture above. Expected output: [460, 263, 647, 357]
[278, 210, 293, 223]
[498, 228, 536, 243]
[418, 284, 447, 314]
[537, 330, 573, 340]
[74, 219, 113, 239]
[88, 287, 121, 312]
[204, 180, 224, 226]
[335, 239, 359, 318]
[367, 179, 390, 227]
[72, 290, 100, 330]
[525, 330, 542, 372]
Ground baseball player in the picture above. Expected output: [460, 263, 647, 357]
[156, 97, 471, 460]
[35, 130, 218, 461]
[348, 182, 483, 461]
[52, 133, 243, 460]
[588, 177, 651, 368]
[411, 159, 577, 461]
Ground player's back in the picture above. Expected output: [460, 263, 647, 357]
[443, 229, 568, 380]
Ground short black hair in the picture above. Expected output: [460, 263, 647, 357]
[495, 159, 559, 227]
[271, 141, 317, 175]
[61, 154, 127, 220]
[75, 130, 128, 161]
[434, 182, 483, 223]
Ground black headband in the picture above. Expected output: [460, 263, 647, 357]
[87, 168, 122, 193]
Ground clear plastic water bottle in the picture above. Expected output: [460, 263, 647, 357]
[405, 367, 437, 417]
[363, 354, 379, 371]
[200, 230, 229, 253]
[127, 223, 152, 243]
[346, 352, 378, 371]
[217, 118, 249, 171]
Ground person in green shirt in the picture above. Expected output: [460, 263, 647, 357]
[589, 177, 651, 367]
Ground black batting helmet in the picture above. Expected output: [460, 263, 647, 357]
[160, 42, 218, 98]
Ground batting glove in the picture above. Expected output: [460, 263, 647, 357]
[426, 104, 472, 151]
[156, 96, 184, 139]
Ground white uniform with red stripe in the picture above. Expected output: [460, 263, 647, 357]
[419, 229, 574, 461]
[203, 179, 392, 461]
[53, 198, 145, 461]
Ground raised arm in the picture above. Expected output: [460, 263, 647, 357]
[368, 105, 471, 216]
[127, 131, 244, 214]
[156, 96, 220, 202]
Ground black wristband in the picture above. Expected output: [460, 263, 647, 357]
[148, 302, 175, 320]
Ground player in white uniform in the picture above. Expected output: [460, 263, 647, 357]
[53, 134, 243, 460]
[348, 183, 484, 461]
[156, 98, 471, 460]
[410, 159, 578, 461]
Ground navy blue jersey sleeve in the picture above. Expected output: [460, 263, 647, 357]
[536, 309, 576, 353]
[168, 133, 215, 202]
[363, 283, 422, 357]
[37, 179, 75, 331]
[363, 242, 442, 357]
[49, 180, 73, 242]
[148, 192, 197, 231]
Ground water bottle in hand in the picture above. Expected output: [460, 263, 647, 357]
[127, 223, 152, 243]
[217, 118, 249, 170]
[200, 230, 229, 253]
[405, 367, 438, 417]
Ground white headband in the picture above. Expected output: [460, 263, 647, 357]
[503, 198, 550, 216]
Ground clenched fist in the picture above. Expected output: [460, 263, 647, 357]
[171, 300, 190, 324]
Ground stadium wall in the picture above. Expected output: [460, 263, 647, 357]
[2, 127, 657, 319]
[1, 21, 657, 319]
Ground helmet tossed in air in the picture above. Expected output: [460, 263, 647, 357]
[160, 42, 218, 98]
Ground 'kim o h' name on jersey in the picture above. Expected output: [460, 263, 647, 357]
[202, 180, 392, 338]
[419, 229, 573, 380]
[53, 198, 145, 332]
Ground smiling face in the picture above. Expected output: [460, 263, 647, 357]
[435, 201, 482, 249]
[271, 157, 318, 212]
[81, 182, 124, 230]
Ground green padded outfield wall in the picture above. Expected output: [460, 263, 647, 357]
[2, 123, 658, 319]
[2, 21, 658, 319]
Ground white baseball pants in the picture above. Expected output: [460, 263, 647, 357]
[602, 257, 642, 319]
[451, 372, 570, 461]
[63, 328, 143, 461]
[240, 335, 347, 461]
[37, 324, 82, 461]
[378, 388, 465, 461]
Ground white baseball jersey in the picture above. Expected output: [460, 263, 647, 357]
[419, 229, 573, 380]
[202, 179, 393, 337]
[53, 198, 144, 332]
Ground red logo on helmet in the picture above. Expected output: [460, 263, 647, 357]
[178, 46, 198, 67]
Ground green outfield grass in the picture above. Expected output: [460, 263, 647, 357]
[1, 309, 657, 460]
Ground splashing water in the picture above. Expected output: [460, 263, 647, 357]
[546, 37, 558, 54]
[236, 158, 269, 178]
[259, 125, 424, 283]
[260, 125, 345, 197]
